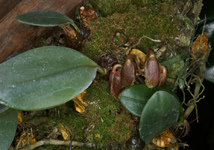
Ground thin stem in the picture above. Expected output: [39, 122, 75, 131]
[68, 18, 80, 33]
[178, 104, 184, 124]
[184, 54, 208, 121]
[184, 75, 203, 121]
[142, 35, 161, 43]
[184, 104, 194, 120]
[181, 89, 186, 105]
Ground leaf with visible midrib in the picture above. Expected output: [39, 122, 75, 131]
[139, 91, 180, 143]
[0, 108, 17, 150]
[16, 10, 80, 33]
[17, 10, 72, 26]
[0, 46, 98, 110]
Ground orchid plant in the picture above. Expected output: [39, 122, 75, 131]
[1, 9, 214, 150]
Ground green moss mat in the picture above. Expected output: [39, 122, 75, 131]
[85, 79, 134, 146]
[82, 3, 182, 61]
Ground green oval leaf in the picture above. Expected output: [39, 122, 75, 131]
[16, 10, 80, 33]
[0, 46, 98, 110]
[120, 84, 179, 117]
[139, 91, 180, 143]
[16, 10, 72, 26]
[0, 108, 17, 150]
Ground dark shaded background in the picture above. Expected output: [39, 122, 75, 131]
[182, 0, 214, 149]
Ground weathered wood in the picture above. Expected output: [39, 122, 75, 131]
[0, 0, 84, 63]
[0, 0, 21, 20]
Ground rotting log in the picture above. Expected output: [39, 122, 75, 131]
[0, 0, 84, 63]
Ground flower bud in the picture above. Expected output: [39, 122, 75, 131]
[121, 56, 136, 88]
[109, 64, 124, 99]
[144, 48, 160, 88]
[158, 64, 167, 87]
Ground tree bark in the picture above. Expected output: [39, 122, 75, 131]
[0, 0, 84, 63]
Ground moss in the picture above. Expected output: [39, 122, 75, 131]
[53, 105, 88, 142]
[131, 0, 173, 6]
[41, 79, 134, 150]
[82, 3, 182, 61]
[85, 79, 135, 146]
[39, 105, 92, 150]
[109, 111, 134, 141]
[89, 0, 131, 17]
[89, 0, 173, 17]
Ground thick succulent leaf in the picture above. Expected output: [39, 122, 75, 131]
[0, 104, 9, 114]
[0, 46, 98, 110]
[16, 10, 72, 26]
[0, 108, 18, 150]
[139, 91, 180, 143]
[120, 84, 179, 116]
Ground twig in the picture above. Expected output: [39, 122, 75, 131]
[21, 139, 97, 150]
[16, 130, 26, 150]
